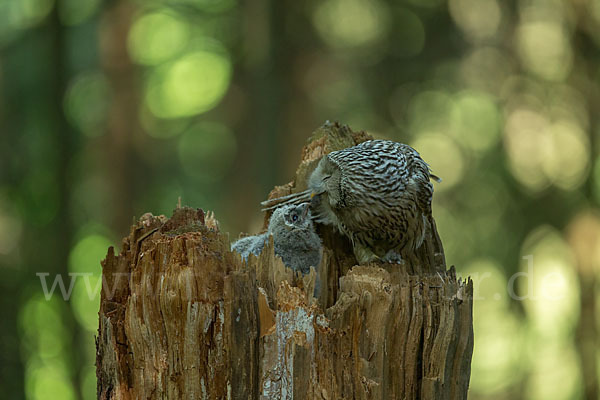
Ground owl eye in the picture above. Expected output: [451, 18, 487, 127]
[292, 214, 298, 222]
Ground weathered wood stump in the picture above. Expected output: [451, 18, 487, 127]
[96, 123, 474, 399]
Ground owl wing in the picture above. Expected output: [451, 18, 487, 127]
[325, 141, 408, 233]
[329, 140, 434, 216]
[397, 143, 435, 217]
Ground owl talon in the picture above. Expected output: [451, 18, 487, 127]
[382, 250, 404, 265]
[353, 244, 380, 265]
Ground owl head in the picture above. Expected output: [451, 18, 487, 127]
[269, 203, 312, 233]
[308, 156, 342, 206]
[260, 155, 341, 213]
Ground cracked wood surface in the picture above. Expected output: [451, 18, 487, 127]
[96, 123, 474, 399]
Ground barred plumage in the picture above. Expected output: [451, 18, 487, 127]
[261, 140, 440, 264]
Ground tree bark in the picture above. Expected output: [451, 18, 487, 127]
[96, 123, 474, 399]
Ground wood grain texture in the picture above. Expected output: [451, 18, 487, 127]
[96, 122, 473, 399]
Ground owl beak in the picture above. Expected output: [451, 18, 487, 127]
[311, 188, 327, 198]
[260, 189, 312, 211]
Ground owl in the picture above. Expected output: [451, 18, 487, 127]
[261, 140, 440, 264]
[231, 203, 322, 274]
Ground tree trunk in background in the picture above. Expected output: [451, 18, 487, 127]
[96, 123, 474, 399]
[99, 0, 138, 234]
[48, 5, 81, 399]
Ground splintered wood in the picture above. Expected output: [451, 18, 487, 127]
[96, 123, 474, 399]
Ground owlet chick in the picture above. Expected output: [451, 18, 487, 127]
[261, 140, 440, 264]
[231, 203, 322, 275]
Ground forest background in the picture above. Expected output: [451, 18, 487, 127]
[0, 0, 599, 398]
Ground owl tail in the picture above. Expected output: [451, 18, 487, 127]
[260, 189, 312, 211]
[430, 173, 442, 183]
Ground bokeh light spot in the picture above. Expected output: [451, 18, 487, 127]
[0, 0, 54, 41]
[37, 327, 67, 360]
[407, 90, 459, 138]
[0, 209, 22, 255]
[71, 277, 101, 331]
[549, 84, 589, 130]
[525, 342, 581, 400]
[20, 296, 75, 400]
[25, 359, 76, 400]
[519, 226, 579, 338]
[178, 122, 237, 182]
[464, 260, 524, 394]
[146, 49, 232, 118]
[541, 121, 589, 191]
[505, 109, 589, 192]
[64, 71, 111, 137]
[504, 109, 552, 191]
[460, 47, 513, 94]
[517, 21, 572, 82]
[449, 0, 501, 41]
[463, 258, 507, 305]
[68, 234, 112, 275]
[68, 235, 111, 331]
[128, 11, 190, 66]
[411, 134, 465, 191]
[140, 108, 189, 139]
[454, 90, 500, 152]
[313, 0, 390, 49]
[19, 295, 70, 359]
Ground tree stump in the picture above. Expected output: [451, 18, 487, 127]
[96, 122, 474, 399]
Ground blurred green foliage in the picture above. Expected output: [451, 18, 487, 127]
[0, 0, 599, 398]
